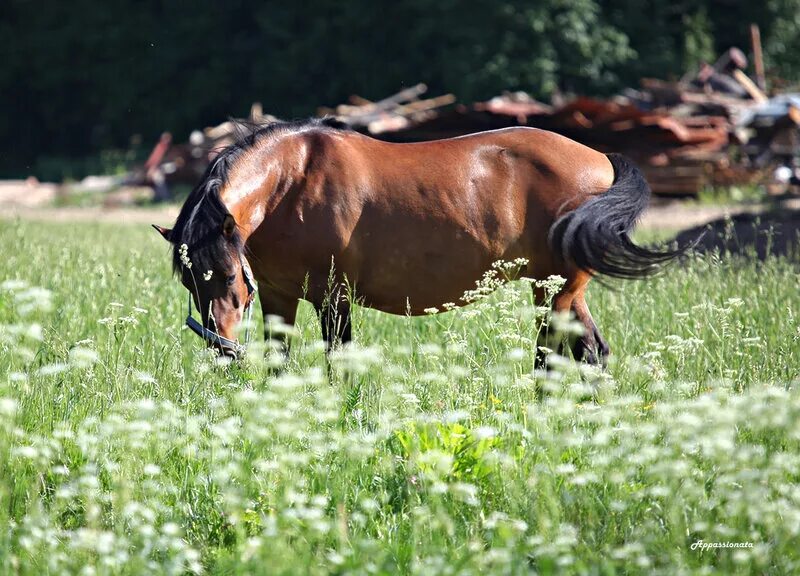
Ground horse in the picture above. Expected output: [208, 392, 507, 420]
[153, 117, 684, 364]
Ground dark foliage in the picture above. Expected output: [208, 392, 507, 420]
[2, 0, 799, 178]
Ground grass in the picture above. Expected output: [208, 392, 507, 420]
[694, 184, 767, 206]
[1, 218, 799, 575]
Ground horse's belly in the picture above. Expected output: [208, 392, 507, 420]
[351, 222, 524, 315]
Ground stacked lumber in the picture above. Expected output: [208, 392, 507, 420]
[335, 50, 779, 197]
[318, 83, 456, 134]
[127, 103, 277, 196]
[134, 43, 800, 199]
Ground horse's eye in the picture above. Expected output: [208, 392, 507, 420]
[225, 274, 236, 286]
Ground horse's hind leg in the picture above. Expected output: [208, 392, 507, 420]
[570, 294, 609, 366]
[535, 270, 608, 366]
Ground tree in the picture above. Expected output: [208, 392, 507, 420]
[3, 0, 800, 179]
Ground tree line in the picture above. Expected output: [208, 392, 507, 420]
[3, 0, 799, 179]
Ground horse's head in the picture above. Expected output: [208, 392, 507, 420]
[153, 213, 256, 358]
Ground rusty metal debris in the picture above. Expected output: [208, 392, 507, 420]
[137, 50, 800, 198]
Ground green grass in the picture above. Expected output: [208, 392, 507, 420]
[694, 184, 767, 207]
[1, 218, 799, 575]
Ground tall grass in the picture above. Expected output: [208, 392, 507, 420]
[1, 219, 799, 575]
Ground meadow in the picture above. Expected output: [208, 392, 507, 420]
[1, 217, 799, 575]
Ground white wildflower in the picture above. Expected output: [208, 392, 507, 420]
[0, 398, 17, 417]
[179, 243, 192, 269]
[37, 363, 69, 376]
[69, 346, 98, 368]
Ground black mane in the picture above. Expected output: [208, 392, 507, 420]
[170, 117, 348, 275]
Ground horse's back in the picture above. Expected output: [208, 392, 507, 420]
[341, 127, 613, 214]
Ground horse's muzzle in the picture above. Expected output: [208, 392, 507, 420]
[218, 344, 240, 360]
[185, 315, 244, 359]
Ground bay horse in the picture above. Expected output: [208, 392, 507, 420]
[153, 117, 682, 364]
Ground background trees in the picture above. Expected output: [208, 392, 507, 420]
[3, 0, 799, 178]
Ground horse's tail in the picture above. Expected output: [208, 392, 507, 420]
[548, 153, 693, 279]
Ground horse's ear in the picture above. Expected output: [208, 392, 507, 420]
[152, 224, 173, 242]
[222, 213, 237, 238]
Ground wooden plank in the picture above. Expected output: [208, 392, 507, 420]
[750, 24, 766, 92]
[732, 70, 768, 103]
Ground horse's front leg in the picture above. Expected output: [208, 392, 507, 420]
[258, 284, 299, 363]
[313, 286, 352, 384]
[316, 288, 352, 353]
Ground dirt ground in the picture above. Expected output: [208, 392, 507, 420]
[2, 182, 799, 259]
[0, 202, 727, 229]
[0, 179, 58, 207]
[3, 198, 798, 228]
[0, 205, 179, 225]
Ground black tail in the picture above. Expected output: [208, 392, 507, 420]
[548, 153, 693, 279]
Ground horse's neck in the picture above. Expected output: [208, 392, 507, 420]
[220, 164, 285, 242]
[220, 133, 308, 241]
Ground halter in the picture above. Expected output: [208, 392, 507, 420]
[185, 253, 258, 358]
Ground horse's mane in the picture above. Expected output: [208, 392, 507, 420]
[170, 116, 349, 276]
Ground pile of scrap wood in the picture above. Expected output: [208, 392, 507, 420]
[462, 93, 741, 196]
[130, 86, 459, 199]
[317, 83, 456, 134]
[126, 103, 276, 199]
[338, 49, 778, 196]
[134, 45, 800, 199]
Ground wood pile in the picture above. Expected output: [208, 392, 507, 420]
[318, 83, 456, 134]
[135, 45, 800, 199]
[127, 103, 277, 197]
[338, 50, 777, 197]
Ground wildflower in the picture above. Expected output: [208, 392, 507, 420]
[13, 446, 38, 459]
[0, 279, 27, 291]
[161, 522, 180, 536]
[69, 346, 98, 368]
[449, 482, 480, 506]
[37, 363, 69, 376]
[265, 315, 297, 336]
[203, 270, 213, 281]
[440, 410, 469, 424]
[179, 243, 192, 269]
[327, 551, 345, 566]
[134, 371, 156, 384]
[418, 343, 442, 356]
[536, 275, 567, 297]
[13, 286, 53, 315]
[473, 426, 497, 440]
[0, 398, 17, 417]
[507, 348, 525, 361]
